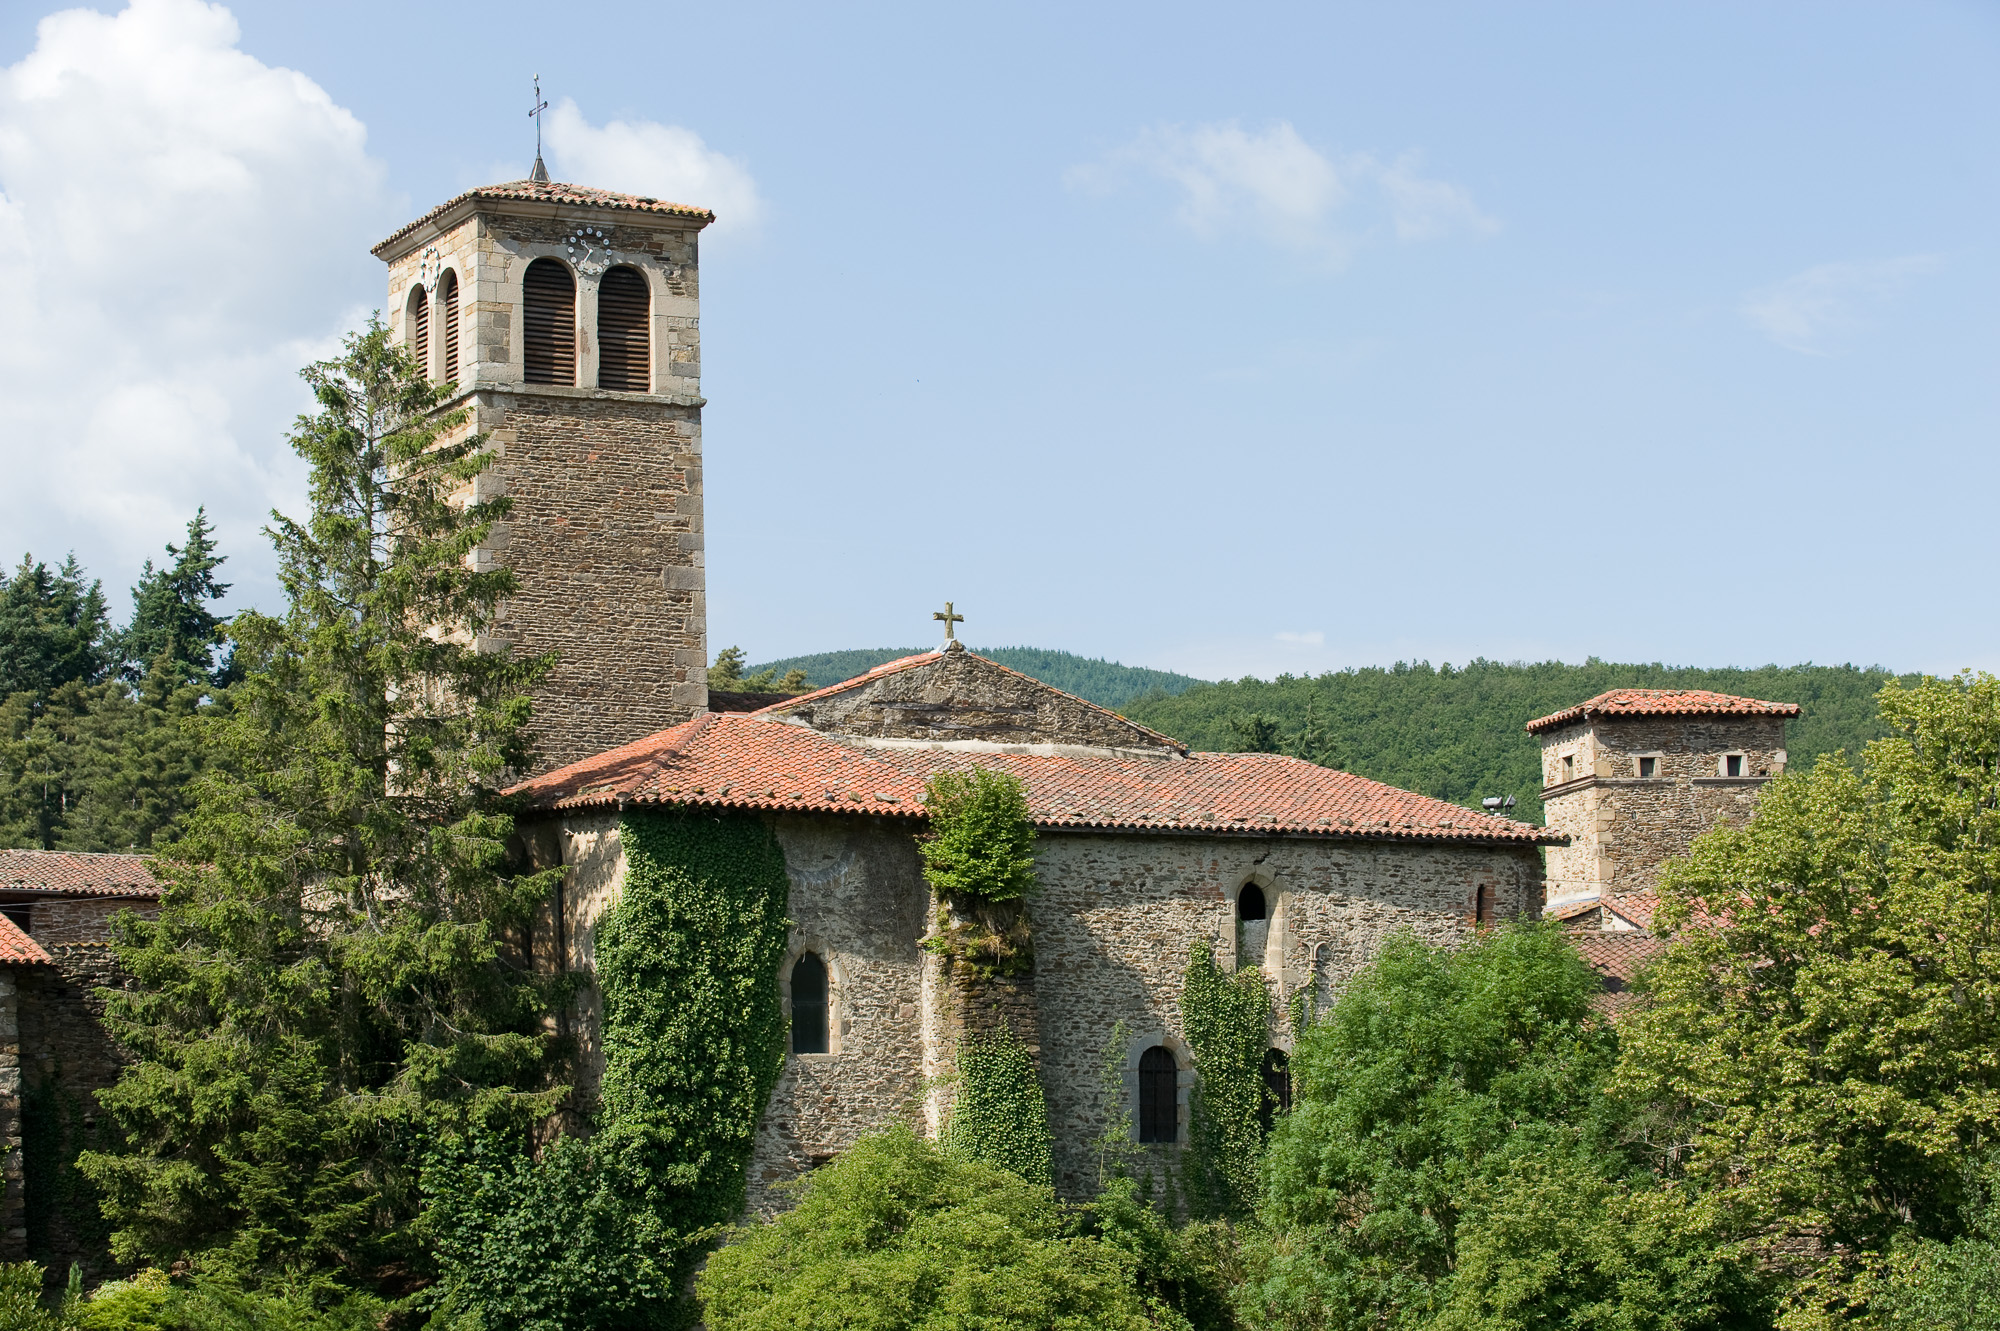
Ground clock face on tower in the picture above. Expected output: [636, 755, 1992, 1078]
[564, 226, 612, 277]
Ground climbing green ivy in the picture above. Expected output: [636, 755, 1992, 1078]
[1180, 940, 1271, 1219]
[426, 809, 792, 1330]
[595, 809, 792, 1238]
[941, 1027, 1054, 1189]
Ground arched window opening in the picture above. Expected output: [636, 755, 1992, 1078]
[597, 264, 651, 392]
[522, 257, 576, 385]
[791, 951, 829, 1054]
[438, 269, 460, 385]
[1237, 883, 1269, 972]
[408, 284, 429, 374]
[1258, 1048, 1292, 1137]
[1138, 1045, 1178, 1143]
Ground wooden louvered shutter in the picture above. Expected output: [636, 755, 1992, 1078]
[596, 265, 651, 392]
[439, 270, 460, 385]
[410, 285, 429, 374]
[522, 258, 575, 385]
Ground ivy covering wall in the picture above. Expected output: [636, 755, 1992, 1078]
[1180, 940, 1272, 1219]
[941, 1028, 1054, 1189]
[426, 809, 792, 1330]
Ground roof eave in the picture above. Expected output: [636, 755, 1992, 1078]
[373, 188, 716, 261]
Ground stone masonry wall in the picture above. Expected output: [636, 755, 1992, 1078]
[1541, 716, 1788, 901]
[1028, 832, 1543, 1199]
[0, 969, 20, 1258]
[21, 900, 154, 949]
[545, 808, 1543, 1210]
[471, 389, 707, 773]
[18, 945, 130, 1279]
[767, 647, 1180, 753]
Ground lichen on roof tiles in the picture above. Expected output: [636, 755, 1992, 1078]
[1526, 689, 1801, 734]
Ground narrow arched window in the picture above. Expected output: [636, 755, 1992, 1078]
[791, 952, 828, 1054]
[1259, 1048, 1292, 1137]
[1237, 886, 1267, 921]
[439, 269, 460, 385]
[522, 257, 576, 385]
[1138, 1045, 1177, 1143]
[597, 264, 651, 392]
[408, 284, 429, 374]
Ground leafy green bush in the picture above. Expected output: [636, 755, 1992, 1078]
[697, 1127, 1162, 1330]
[942, 1028, 1054, 1189]
[921, 770, 1037, 903]
[1241, 924, 1620, 1329]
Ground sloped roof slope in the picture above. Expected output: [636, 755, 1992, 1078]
[0, 914, 51, 966]
[508, 713, 1559, 845]
[1526, 689, 1800, 734]
[0, 849, 159, 898]
[374, 179, 715, 255]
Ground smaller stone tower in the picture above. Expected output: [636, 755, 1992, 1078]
[372, 179, 714, 773]
[1529, 689, 1798, 907]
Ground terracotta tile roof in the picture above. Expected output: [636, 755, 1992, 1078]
[508, 714, 1561, 845]
[0, 913, 51, 966]
[508, 712, 930, 817]
[749, 648, 1188, 754]
[1550, 892, 1659, 931]
[374, 179, 714, 255]
[1571, 932, 1667, 995]
[0, 849, 160, 898]
[1526, 689, 1801, 734]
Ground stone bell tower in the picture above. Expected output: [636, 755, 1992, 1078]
[373, 178, 713, 774]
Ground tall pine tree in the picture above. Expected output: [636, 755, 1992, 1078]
[110, 508, 233, 686]
[80, 318, 564, 1289]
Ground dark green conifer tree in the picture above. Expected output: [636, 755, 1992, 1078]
[78, 318, 563, 1291]
[0, 555, 110, 701]
[110, 508, 233, 686]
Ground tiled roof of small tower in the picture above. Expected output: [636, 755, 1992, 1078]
[0, 848, 160, 898]
[0, 914, 51, 966]
[373, 179, 715, 255]
[1525, 689, 1801, 734]
[508, 715, 1560, 845]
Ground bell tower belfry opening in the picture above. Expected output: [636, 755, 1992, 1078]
[373, 179, 715, 773]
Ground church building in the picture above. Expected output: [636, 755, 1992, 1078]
[367, 176, 1793, 1206]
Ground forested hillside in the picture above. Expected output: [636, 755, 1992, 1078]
[1120, 659, 1914, 821]
[745, 646, 1205, 709]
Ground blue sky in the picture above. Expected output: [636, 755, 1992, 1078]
[1, 1, 1994, 681]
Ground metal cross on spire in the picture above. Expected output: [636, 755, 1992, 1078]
[933, 602, 964, 642]
[528, 74, 550, 184]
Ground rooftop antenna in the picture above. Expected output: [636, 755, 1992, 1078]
[528, 74, 550, 183]
[1481, 794, 1518, 819]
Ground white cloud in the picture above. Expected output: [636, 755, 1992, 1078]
[0, 0, 391, 608]
[1741, 255, 1942, 354]
[543, 99, 763, 232]
[1275, 630, 1325, 646]
[1068, 121, 1495, 264]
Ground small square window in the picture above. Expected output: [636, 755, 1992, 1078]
[1725, 754, 1744, 777]
[1638, 756, 1658, 779]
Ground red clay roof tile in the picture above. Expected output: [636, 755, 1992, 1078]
[1526, 689, 1800, 734]
[0, 849, 159, 899]
[374, 179, 715, 255]
[0, 913, 51, 966]
[508, 713, 1560, 846]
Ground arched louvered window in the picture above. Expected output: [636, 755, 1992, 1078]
[791, 952, 829, 1054]
[597, 264, 651, 392]
[438, 269, 460, 385]
[1138, 1045, 1178, 1143]
[522, 257, 576, 385]
[408, 284, 429, 374]
[1259, 1048, 1292, 1137]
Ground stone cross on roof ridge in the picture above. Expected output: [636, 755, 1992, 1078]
[932, 601, 964, 644]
